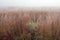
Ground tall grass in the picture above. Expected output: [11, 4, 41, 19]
[0, 9, 60, 40]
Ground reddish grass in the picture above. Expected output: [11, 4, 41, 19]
[0, 8, 60, 40]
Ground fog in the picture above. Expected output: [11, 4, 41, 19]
[0, 0, 60, 7]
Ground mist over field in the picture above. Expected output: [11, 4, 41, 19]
[0, 0, 60, 40]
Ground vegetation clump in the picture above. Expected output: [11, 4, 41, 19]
[27, 22, 41, 40]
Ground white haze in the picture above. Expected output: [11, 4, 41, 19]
[0, 0, 60, 7]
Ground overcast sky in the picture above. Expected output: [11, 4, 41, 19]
[0, 0, 60, 7]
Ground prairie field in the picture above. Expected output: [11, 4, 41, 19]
[0, 8, 60, 40]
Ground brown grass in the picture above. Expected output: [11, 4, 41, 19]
[0, 8, 60, 40]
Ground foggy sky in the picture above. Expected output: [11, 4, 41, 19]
[0, 0, 60, 7]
